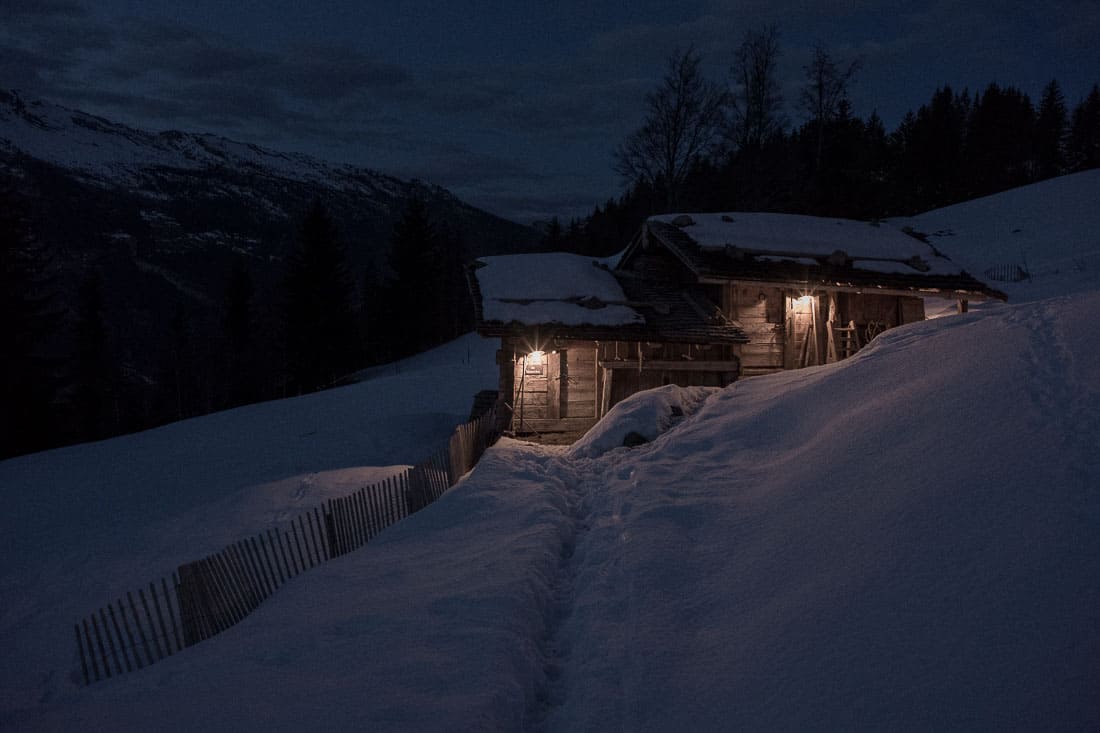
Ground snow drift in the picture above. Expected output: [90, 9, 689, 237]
[6, 292, 1097, 730]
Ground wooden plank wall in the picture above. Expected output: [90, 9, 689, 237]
[509, 341, 600, 433]
[561, 342, 598, 420]
[726, 284, 786, 373]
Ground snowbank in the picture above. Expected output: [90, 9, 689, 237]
[0, 333, 498, 717]
[4, 281, 1099, 728]
[568, 384, 714, 459]
[547, 293, 1100, 730]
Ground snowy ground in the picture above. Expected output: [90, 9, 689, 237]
[0, 334, 498, 719]
[893, 168, 1100, 303]
[3, 174, 1100, 729]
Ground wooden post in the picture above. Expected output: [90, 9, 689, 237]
[75, 624, 90, 685]
[83, 618, 101, 682]
[90, 613, 112, 677]
[247, 538, 273, 598]
[127, 591, 155, 662]
[593, 343, 600, 422]
[106, 605, 133, 672]
[268, 529, 289, 580]
[258, 532, 281, 587]
[312, 506, 327, 561]
[957, 298, 969, 313]
[246, 536, 275, 597]
[138, 587, 165, 659]
[116, 598, 142, 669]
[227, 545, 259, 612]
[163, 577, 183, 652]
[206, 555, 241, 627]
[547, 351, 561, 420]
[600, 367, 613, 417]
[297, 516, 315, 567]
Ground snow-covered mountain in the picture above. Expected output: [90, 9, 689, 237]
[0, 89, 541, 434]
[0, 90, 539, 278]
[2, 175, 1098, 729]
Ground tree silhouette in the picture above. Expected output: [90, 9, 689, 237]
[614, 46, 726, 212]
[1035, 80, 1068, 178]
[800, 44, 862, 175]
[0, 188, 61, 457]
[222, 257, 257, 406]
[1067, 84, 1100, 172]
[72, 270, 116, 440]
[282, 200, 358, 393]
[964, 83, 1036, 197]
[728, 24, 785, 154]
[387, 197, 441, 356]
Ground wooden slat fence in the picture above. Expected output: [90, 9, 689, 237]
[983, 263, 1030, 282]
[75, 407, 499, 686]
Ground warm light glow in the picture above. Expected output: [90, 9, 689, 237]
[527, 350, 545, 365]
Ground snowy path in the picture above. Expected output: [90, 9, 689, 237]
[526, 454, 589, 727]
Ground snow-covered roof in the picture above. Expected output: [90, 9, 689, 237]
[649, 212, 964, 276]
[473, 253, 643, 327]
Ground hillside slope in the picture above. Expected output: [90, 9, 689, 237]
[6, 292, 1097, 730]
[0, 90, 540, 426]
[893, 168, 1100, 303]
[0, 333, 499, 719]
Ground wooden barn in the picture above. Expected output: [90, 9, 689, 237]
[467, 252, 747, 441]
[469, 213, 1005, 441]
[630, 213, 1006, 376]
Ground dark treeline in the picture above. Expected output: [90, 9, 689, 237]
[548, 30, 1100, 256]
[1, 193, 473, 459]
[5, 30, 1100, 458]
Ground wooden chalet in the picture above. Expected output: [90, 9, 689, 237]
[631, 213, 1006, 376]
[468, 252, 747, 441]
[470, 213, 1005, 441]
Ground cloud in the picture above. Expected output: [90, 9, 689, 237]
[2, 1, 1089, 224]
[0, 0, 86, 19]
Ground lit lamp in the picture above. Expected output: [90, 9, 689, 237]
[527, 350, 545, 366]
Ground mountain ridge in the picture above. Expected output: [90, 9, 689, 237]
[0, 89, 542, 447]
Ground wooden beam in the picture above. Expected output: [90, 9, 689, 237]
[719, 279, 1000, 301]
[599, 360, 742, 371]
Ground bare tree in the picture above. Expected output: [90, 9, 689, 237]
[614, 47, 727, 212]
[800, 44, 861, 172]
[728, 24, 786, 153]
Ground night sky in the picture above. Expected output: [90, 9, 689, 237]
[3, 0, 1097, 223]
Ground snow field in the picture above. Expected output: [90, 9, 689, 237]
[3, 173, 1100, 729]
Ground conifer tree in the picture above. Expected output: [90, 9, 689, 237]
[1067, 84, 1100, 171]
[72, 270, 115, 440]
[1035, 79, 1068, 178]
[0, 188, 60, 457]
[222, 257, 257, 406]
[283, 200, 358, 393]
[963, 83, 1036, 196]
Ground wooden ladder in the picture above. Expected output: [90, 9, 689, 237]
[827, 320, 862, 363]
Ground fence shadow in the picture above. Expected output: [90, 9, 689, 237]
[74, 408, 499, 686]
